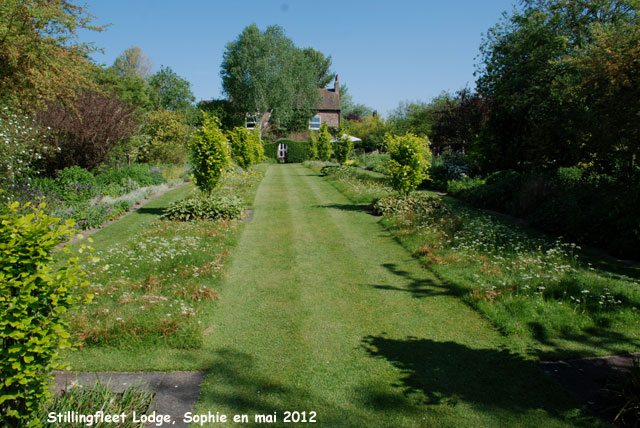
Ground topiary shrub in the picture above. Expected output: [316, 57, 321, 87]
[228, 126, 257, 169]
[384, 132, 432, 195]
[308, 131, 318, 160]
[317, 124, 332, 161]
[0, 202, 91, 427]
[263, 140, 310, 163]
[163, 195, 244, 221]
[334, 134, 353, 164]
[251, 128, 265, 164]
[190, 114, 230, 194]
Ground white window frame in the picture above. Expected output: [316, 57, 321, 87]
[245, 114, 258, 130]
[309, 115, 321, 130]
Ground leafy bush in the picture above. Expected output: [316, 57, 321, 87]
[108, 200, 131, 220]
[446, 166, 640, 259]
[373, 193, 449, 218]
[36, 90, 139, 171]
[139, 109, 191, 165]
[0, 202, 90, 427]
[56, 166, 98, 203]
[163, 195, 244, 221]
[334, 134, 353, 164]
[66, 203, 110, 230]
[190, 114, 230, 193]
[95, 164, 166, 196]
[317, 124, 332, 161]
[353, 152, 390, 175]
[384, 132, 432, 195]
[447, 176, 485, 196]
[308, 131, 319, 160]
[0, 106, 47, 182]
[228, 126, 259, 168]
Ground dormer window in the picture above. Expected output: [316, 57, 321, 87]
[309, 115, 321, 130]
[245, 115, 258, 129]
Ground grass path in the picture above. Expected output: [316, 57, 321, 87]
[195, 164, 597, 428]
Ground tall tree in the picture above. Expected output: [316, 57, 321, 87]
[113, 46, 153, 78]
[302, 47, 335, 88]
[475, 0, 640, 175]
[147, 65, 197, 125]
[147, 65, 195, 112]
[0, 0, 102, 110]
[388, 100, 437, 138]
[221, 24, 332, 134]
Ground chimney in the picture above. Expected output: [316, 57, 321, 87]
[334, 74, 339, 93]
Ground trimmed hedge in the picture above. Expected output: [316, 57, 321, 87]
[264, 139, 310, 163]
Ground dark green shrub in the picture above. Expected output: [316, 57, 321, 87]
[263, 142, 278, 160]
[56, 166, 97, 203]
[108, 200, 131, 220]
[373, 193, 448, 218]
[263, 140, 310, 163]
[354, 152, 390, 175]
[68, 202, 110, 230]
[99, 182, 123, 198]
[0, 202, 89, 427]
[333, 134, 353, 164]
[163, 195, 244, 221]
[95, 164, 166, 195]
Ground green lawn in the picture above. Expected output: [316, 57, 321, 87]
[60, 168, 266, 370]
[193, 164, 598, 428]
[313, 161, 640, 361]
[59, 163, 608, 427]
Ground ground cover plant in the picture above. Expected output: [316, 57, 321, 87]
[61, 165, 265, 354]
[39, 381, 153, 428]
[316, 163, 640, 360]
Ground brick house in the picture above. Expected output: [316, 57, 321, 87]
[249, 75, 340, 141]
[202, 76, 341, 140]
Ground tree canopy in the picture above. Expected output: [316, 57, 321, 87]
[475, 0, 640, 176]
[113, 46, 153, 78]
[220, 24, 333, 132]
[0, 0, 102, 110]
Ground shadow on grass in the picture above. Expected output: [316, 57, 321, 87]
[361, 335, 596, 426]
[196, 349, 424, 427]
[134, 207, 166, 216]
[370, 263, 456, 299]
[316, 203, 372, 213]
[527, 321, 640, 361]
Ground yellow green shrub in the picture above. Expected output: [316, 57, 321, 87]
[0, 202, 92, 427]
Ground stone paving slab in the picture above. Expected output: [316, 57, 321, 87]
[539, 353, 640, 424]
[52, 371, 205, 428]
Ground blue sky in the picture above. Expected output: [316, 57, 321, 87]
[77, 0, 516, 116]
